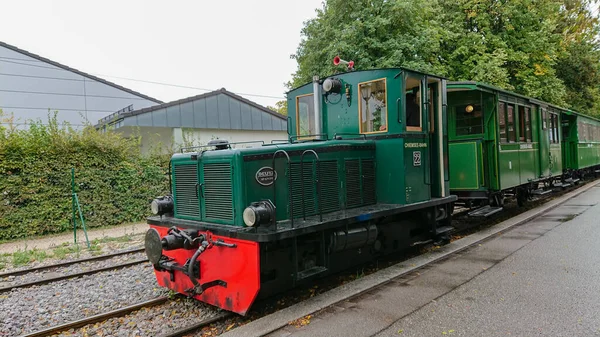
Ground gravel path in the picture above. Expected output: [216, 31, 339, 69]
[0, 251, 147, 289]
[0, 263, 165, 336]
[0, 233, 145, 274]
[52, 296, 222, 337]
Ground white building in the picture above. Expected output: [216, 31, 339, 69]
[0, 41, 161, 128]
[95, 88, 288, 154]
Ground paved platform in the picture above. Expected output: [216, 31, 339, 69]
[0, 222, 147, 254]
[264, 184, 600, 337]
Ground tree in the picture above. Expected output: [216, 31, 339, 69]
[267, 100, 288, 116]
[289, 0, 446, 88]
[290, 0, 600, 113]
[555, 0, 600, 116]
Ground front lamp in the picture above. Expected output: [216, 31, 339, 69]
[242, 200, 276, 227]
[150, 195, 174, 216]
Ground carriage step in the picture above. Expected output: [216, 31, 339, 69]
[435, 226, 454, 236]
[564, 178, 580, 184]
[532, 189, 552, 196]
[595, 169, 600, 173]
[554, 182, 571, 189]
[468, 205, 503, 217]
[296, 266, 328, 280]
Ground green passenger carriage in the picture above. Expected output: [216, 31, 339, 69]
[447, 82, 600, 211]
[144, 62, 456, 315]
[561, 111, 600, 175]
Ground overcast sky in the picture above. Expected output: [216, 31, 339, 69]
[1, 0, 324, 107]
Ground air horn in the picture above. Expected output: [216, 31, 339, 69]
[333, 56, 354, 70]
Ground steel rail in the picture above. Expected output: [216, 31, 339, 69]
[0, 247, 145, 278]
[0, 258, 149, 292]
[159, 312, 233, 337]
[19, 296, 169, 337]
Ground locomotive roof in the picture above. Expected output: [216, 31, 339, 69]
[449, 81, 600, 123]
[287, 67, 448, 94]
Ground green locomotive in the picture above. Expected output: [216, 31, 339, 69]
[447, 82, 600, 212]
[144, 61, 456, 315]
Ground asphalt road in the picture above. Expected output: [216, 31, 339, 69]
[272, 185, 600, 337]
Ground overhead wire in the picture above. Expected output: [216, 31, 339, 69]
[0, 57, 286, 100]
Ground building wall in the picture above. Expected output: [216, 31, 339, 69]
[117, 126, 288, 155]
[0, 45, 158, 129]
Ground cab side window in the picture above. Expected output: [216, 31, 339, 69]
[359, 79, 388, 133]
[296, 94, 315, 137]
[405, 75, 422, 132]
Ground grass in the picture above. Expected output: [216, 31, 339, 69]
[12, 248, 49, 267]
[52, 244, 80, 259]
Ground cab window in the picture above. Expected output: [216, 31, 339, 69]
[359, 79, 387, 133]
[405, 75, 422, 132]
[296, 94, 315, 137]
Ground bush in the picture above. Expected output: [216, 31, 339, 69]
[0, 112, 169, 241]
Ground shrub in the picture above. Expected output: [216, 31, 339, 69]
[0, 112, 169, 241]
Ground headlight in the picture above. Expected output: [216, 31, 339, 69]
[243, 207, 257, 227]
[151, 200, 160, 214]
[150, 195, 174, 216]
[242, 200, 276, 227]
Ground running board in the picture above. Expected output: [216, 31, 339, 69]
[564, 178, 580, 184]
[531, 189, 552, 196]
[296, 266, 328, 280]
[553, 182, 571, 189]
[435, 226, 454, 236]
[468, 205, 503, 217]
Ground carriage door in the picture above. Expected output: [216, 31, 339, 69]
[427, 77, 445, 198]
[403, 73, 430, 203]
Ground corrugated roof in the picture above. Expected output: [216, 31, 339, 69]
[95, 88, 287, 131]
[0, 41, 163, 104]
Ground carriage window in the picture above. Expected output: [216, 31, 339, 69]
[507, 105, 515, 142]
[525, 107, 532, 142]
[296, 94, 315, 137]
[554, 114, 559, 143]
[455, 104, 483, 135]
[405, 75, 422, 131]
[359, 79, 387, 133]
[550, 113, 559, 144]
[542, 109, 547, 129]
[499, 102, 506, 142]
[518, 106, 526, 142]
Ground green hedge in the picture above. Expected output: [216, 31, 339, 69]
[0, 114, 169, 241]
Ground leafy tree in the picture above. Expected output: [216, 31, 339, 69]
[290, 0, 600, 113]
[555, 0, 600, 116]
[267, 100, 288, 116]
[290, 0, 445, 88]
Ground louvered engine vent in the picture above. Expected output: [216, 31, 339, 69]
[174, 164, 200, 218]
[203, 163, 234, 222]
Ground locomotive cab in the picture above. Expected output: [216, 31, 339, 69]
[144, 64, 456, 315]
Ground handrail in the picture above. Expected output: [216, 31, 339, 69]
[333, 133, 367, 140]
[271, 150, 293, 228]
[289, 134, 329, 143]
[300, 150, 322, 222]
[180, 140, 264, 153]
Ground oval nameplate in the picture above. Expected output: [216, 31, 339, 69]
[255, 166, 277, 186]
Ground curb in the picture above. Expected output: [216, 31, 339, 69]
[222, 180, 600, 337]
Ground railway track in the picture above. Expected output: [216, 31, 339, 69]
[0, 247, 144, 278]
[0, 247, 148, 292]
[160, 312, 233, 337]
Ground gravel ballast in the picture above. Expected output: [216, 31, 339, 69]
[52, 297, 222, 337]
[0, 263, 165, 336]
